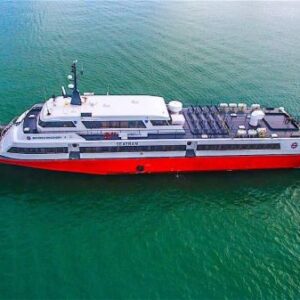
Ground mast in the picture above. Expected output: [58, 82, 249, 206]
[69, 60, 82, 105]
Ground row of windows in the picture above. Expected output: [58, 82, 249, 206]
[151, 120, 169, 126]
[82, 121, 146, 129]
[38, 119, 169, 129]
[197, 143, 281, 151]
[8, 147, 68, 154]
[38, 119, 75, 128]
[7, 143, 281, 155]
[80, 145, 186, 153]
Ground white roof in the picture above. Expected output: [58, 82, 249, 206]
[40, 95, 170, 121]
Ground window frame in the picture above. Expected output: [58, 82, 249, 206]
[38, 118, 75, 128]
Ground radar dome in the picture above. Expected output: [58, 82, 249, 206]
[168, 101, 183, 114]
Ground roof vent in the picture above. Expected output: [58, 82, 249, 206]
[237, 129, 247, 137]
[219, 103, 228, 112]
[248, 129, 258, 137]
[238, 103, 247, 112]
[251, 104, 261, 111]
[229, 103, 237, 112]
[257, 127, 267, 138]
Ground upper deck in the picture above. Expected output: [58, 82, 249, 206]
[183, 105, 300, 139]
[21, 100, 300, 140]
[19, 61, 300, 140]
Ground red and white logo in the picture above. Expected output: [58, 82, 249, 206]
[291, 142, 298, 149]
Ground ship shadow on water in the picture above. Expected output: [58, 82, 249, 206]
[1, 169, 299, 295]
[1, 164, 300, 210]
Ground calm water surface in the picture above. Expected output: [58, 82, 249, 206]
[0, 1, 300, 299]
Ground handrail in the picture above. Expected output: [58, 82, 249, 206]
[77, 128, 189, 140]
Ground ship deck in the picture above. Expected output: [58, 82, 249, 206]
[22, 104, 300, 140]
[183, 106, 300, 139]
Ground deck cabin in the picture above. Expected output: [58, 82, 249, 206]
[21, 95, 186, 139]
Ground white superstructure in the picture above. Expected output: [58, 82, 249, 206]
[41, 95, 170, 121]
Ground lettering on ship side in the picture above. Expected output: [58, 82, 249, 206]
[32, 136, 63, 140]
[116, 141, 139, 146]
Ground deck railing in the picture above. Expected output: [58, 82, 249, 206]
[0, 117, 17, 140]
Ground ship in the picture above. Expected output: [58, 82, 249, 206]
[0, 61, 300, 175]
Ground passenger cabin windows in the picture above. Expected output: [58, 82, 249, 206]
[8, 147, 68, 154]
[38, 119, 75, 128]
[80, 145, 186, 153]
[197, 143, 281, 151]
[82, 121, 146, 129]
[151, 120, 169, 126]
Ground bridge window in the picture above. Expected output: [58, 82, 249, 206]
[151, 120, 169, 126]
[38, 119, 75, 128]
[82, 121, 146, 129]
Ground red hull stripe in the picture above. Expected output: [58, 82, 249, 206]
[1, 155, 300, 175]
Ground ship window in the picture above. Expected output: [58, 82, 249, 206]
[39, 119, 75, 128]
[82, 121, 101, 128]
[119, 121, 128, 128]
[80, 145, 186, 153]
[82, 121, 146, 129]
[197, 143, 281, 151]
[81, 113, 92, 117]
[8, 147, 68, 154]
[151, 120, 169, 126]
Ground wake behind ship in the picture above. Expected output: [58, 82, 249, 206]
[1, 61, 300, 175]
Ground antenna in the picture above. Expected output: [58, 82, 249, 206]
[107, 84, 110, 95]
[69, 60, 82, 105]
[43, 90, 51, 116]
[61, 86, 67, 98]
[46, 102, 51, 115]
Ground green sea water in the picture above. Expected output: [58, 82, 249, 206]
[0, 1, 300, 299]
